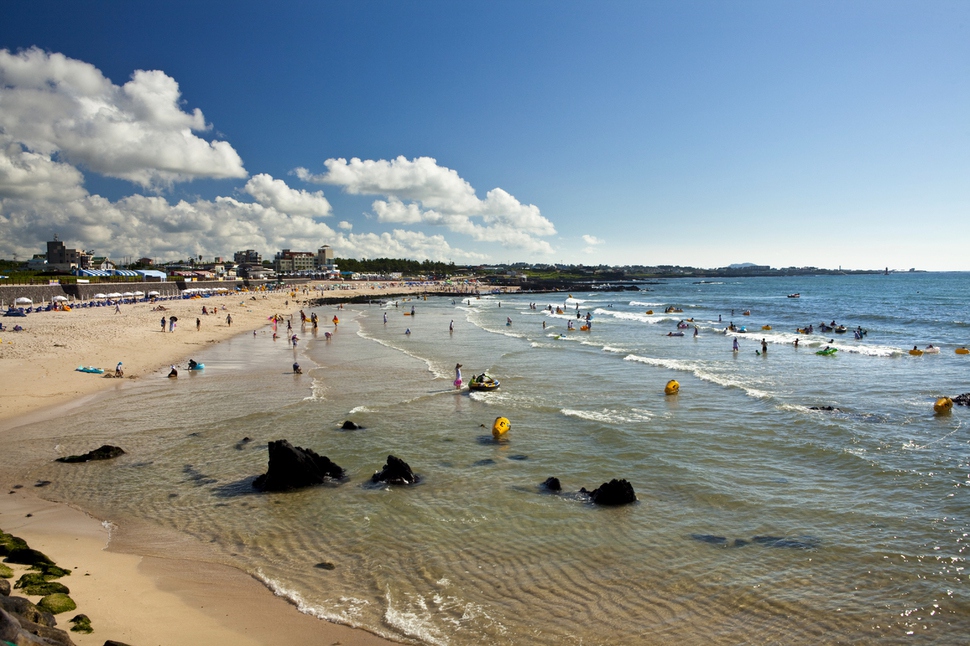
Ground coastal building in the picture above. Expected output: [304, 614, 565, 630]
[234, 249, 262, 265]
[274, 249, 315, 273]
[45, 236, 93, 271]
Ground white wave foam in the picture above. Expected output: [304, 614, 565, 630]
[629, 301, 663, 307]
[623, 354, 769, 399]
[349, 405, 375, 414]
[256, 569, 378, 631]
[383, 591, 450, 646]
[561, 408, 653, 424]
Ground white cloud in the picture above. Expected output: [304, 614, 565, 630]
[583, 234, 605, 245]
[242, 174, 331, 216]
[0, 48, 246, 189]
[337, 220, 353, 230]
[297, 156, 556, 253]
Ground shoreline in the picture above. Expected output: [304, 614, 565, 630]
[0, 281, 474, 646]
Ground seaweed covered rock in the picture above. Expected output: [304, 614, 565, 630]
[0, 578, 8, 597]
[253, 440, 346, 492]
[953, 393, 970, 406]
[68, 614, 92, 634]
[20, 581, 70, 597]
[55, 445, 125, 463]
[3, 548, 54, 567]
[371, 455, 419, 485]
[581, 479, 637, 506]
[0, 563, 13, 579]
[0, 532, 28, 557]
[38, 593, 76, 615]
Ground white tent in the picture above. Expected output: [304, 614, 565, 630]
[15, 297, 32, 304]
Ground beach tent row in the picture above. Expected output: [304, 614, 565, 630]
[73, 269, 167, 280]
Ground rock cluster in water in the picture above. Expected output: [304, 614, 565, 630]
[253, 440, 346, 491]
[953, 393, 970, 406]
[580, 479, 638, 506]
[371, 455, 419, 485]
[54, 445, 125, 463]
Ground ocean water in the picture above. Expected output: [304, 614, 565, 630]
[6, 273, 970, 645]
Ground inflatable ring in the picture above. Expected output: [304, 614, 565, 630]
[492, 416, 510, 438]
[762, 325, 771, 330]
[646, 310, 653, 315]
[664, 380, 680, 396]
[934, 397, 953, 414]
[956, 347, 969, 355]
[909, 349, 923, 356]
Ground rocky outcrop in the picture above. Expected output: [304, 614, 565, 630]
[55, 445, 125, 463]
[953, 393, 970, 406]
[581, 479, 637, 506]
[340, 420, 362, 430]
[252, 440, 346, 491]
[0, 599, 75, 646]
[371, 455, 419, 485]
[540, 477, 562, 492]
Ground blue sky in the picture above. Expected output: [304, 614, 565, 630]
[1, 1, 967, 270]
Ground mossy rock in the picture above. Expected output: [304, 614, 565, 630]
[0, 562, 13, 578]
[30, 563, 72, 579]
[16, 572, 49, 588]
[0, 531, 29, 556]
[22, 581, 71, 596]
[3, 547, 54, 566]
[69, 613, 93, 634]
[38, 592, 76, 614]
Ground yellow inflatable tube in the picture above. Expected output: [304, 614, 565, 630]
[934, 397, 953, 414]
[492, 416, 510, 438]
[664, 380, 680, 396]
[956, 347, 969, 355]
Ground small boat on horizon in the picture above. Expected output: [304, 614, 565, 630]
[787, 293, 800, 298]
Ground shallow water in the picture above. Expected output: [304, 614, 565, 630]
[6, 273, 970, 644]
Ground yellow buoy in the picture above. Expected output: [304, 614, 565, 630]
[934, 397, 953, 414]
[646, 310, 653, 315]
[664, 380, 680, 396]
[492, 416, 510, 438]
[956, 347, 969, 355]
[762, 325, 772, 330]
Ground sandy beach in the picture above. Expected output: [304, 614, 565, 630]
[0, 280, 486, 646]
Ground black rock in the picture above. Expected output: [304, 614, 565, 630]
[0, 579, 8, 597]
[541, 477, 562, 492]
[0, 595, 56, 628]
[582, 479, 637, 506]
[953, 393, 970, 406]
[3, 547, 54, 566]
[253, 440, 346, 492]
[104, 641, 136, 646]
[314, 561, 336, 570]
[55, 445, 125, 463]
[340, 420, 362, 430]
[371, 455, 419, 485]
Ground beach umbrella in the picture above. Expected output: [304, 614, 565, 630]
[52, 295, 69, 302]
[94, 293, 107, 299]
[147, 290, 160, 296]
[15, 297, 32, 304]
[133, 291, 145, 296]
[107, 292, 123, 298]
[122, 292, 135, 298]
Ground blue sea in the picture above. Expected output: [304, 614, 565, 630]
[6, 272, 970, 645]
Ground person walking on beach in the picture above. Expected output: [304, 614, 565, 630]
[454, 363, 463, 390]
[161, 316, 166, 332]
[196, 318, 201, 331]
[115, 303, 121, 314]
[169, 317, 176, 332]
[383, 312, 388, 324]
[226, 313, 232, 327]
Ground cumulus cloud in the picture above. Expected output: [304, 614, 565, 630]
[0, 49, 552, 264]
[0, 47, 246, 188]
[296, 156, 556, 253]
[583, 234, 605, 245]
[242, 173, 331, 216]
